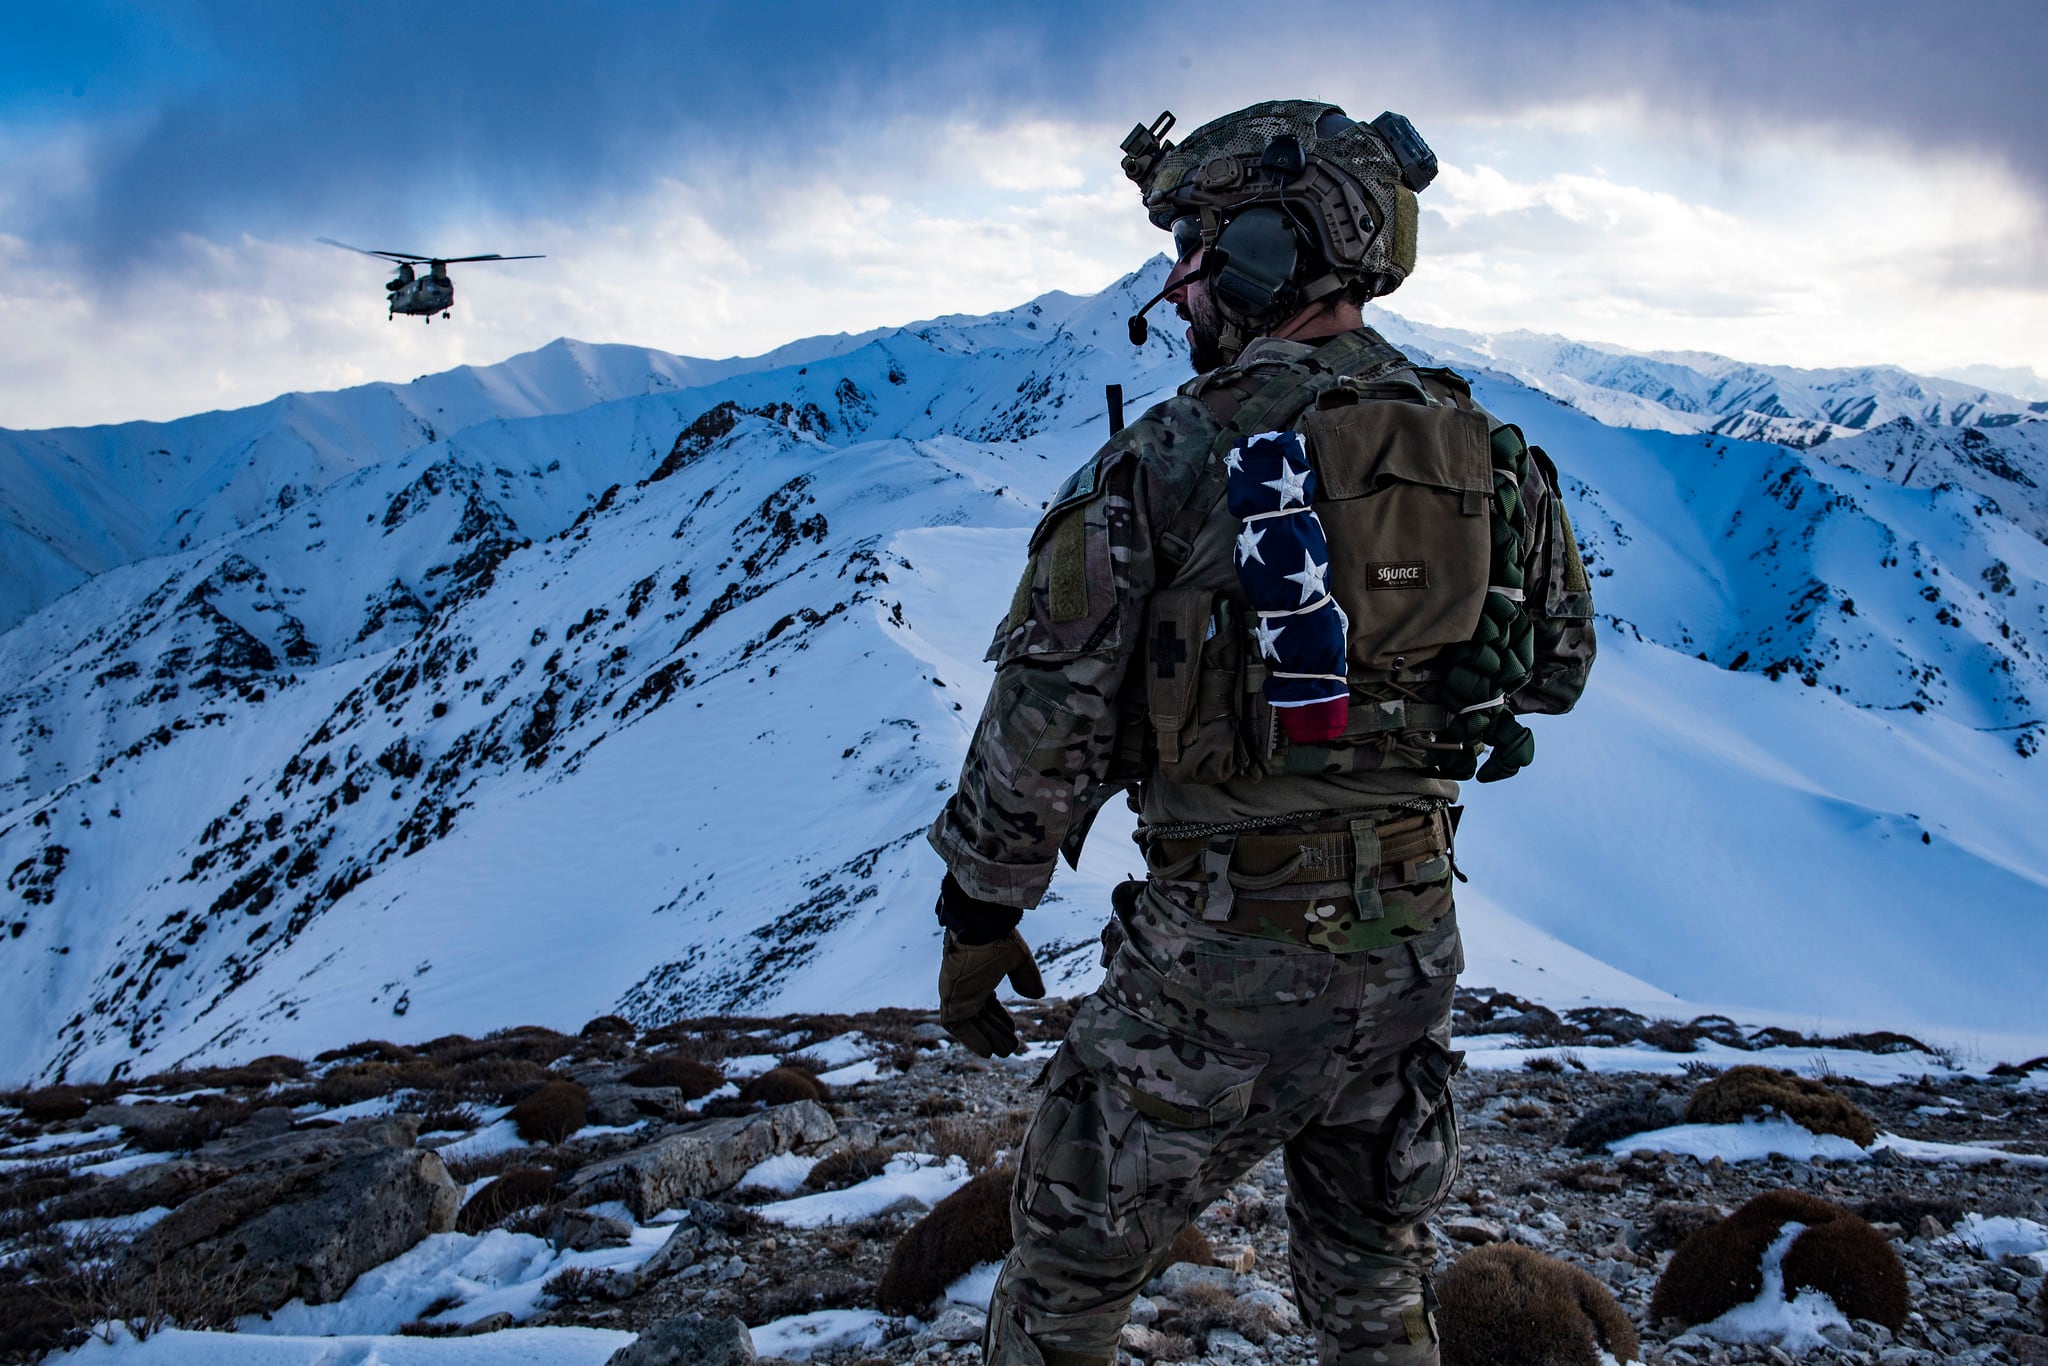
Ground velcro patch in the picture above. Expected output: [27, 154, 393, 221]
[1365, 560, 1430, 590]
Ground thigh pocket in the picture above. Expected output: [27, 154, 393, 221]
[1022, 997, 1268, 1261]
[1381, 1037, 1464, 1223]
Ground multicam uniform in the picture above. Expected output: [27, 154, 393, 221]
[929, 326, 1595, 1366]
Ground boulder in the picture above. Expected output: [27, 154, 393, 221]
[49, 1157, 229, 1221]
[120, 1115, 459, 1313]
[585, 1083, 688, 1127]
[563, 1101, 835, 1219]
[606, 1313, 756, 1365]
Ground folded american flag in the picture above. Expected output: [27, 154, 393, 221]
[1224, 431, 1349, 742]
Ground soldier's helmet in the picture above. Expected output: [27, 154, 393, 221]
[1123, 100, 1437, 321]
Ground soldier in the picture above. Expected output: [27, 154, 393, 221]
[929, 100, 1597, 1366]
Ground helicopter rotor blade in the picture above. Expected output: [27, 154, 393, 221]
[316, 237, 432, 263]
[433, 254, 547, 264]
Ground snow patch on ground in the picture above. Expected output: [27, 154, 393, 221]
[748, 1309, 890, 1360]
[1609, 1117, 2048, 1166]
[51, 1325, 631, 1364]
[755, 1152, 968, 1227]
[945, 1260, 1002, 1310]
[737, 1151, 820, 1195]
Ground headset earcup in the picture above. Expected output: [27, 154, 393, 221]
[1212, 207, 1300, 315]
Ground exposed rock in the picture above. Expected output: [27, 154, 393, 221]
[606, 1312, 756, 1365]
[548, 1207, 633, 1251]
[1442, 1215, 1508, 1245]
[49, 1156, 229, 1220]
[120, 1116, 459, 1313]
[563, 1101, 836, 1219]
[926, 1305, 986, 1343]
[586, 1083, 689, 1127]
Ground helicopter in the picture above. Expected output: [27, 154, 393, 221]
[318, 238, 543, 322]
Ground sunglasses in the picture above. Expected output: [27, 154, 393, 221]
[1171, 215, 1204, 262]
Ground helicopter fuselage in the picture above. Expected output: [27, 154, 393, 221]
[388, 272, 454, 318]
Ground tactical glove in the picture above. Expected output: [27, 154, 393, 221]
[938, 929, 1047, 1058]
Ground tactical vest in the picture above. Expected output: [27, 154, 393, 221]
[1139, 332, 1556, 786]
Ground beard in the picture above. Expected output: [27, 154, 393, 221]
[1183, 288, 1232, 373]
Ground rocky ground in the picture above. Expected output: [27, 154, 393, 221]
[2, 1000, 2045, 1365]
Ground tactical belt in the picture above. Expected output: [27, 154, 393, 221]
[1144, 807, 1453, 897]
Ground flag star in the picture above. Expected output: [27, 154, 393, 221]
[1284, 555, 1330, 605]
[1253, 617, 1285, 659]
[1263, 462, 1309, 508]
[1235, 523, 1266, 566]
[1224, 446, 1244, 474]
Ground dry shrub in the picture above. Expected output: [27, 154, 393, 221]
[482, 1026, 576, 1066]
[541, 1265, 600, 1304]
[455, 1167, 557, 1233]
[314, 1039, 414, 1064]
[914, 1094, 964, 1118]
[1652, 1190, 1907, 1330]
[739, 1067, 824, 1106]
[1523, 1055, 1566, 1075]
[137, 1055, 306, 1092]
[398, 1318, 463, 1337]
[1161, 1278, 1286, 1345]
[1854, 1194, 1964, 1232]
[6, 1085, 98, 1124]
[1637, 1201, 1729, 1256]
[621, 1057, 725, 1099]
[2037, 1276, 2047, 1332]
[416, 1102, 482, 1136]
[453, 1056, 548, 1102]
[579, 1015, 635, 1039]
[929, 1110, 1030, 1173]
[444, 1148, 549, 1185]
[876, 1167, 1015, 1314]
[1164, 1223, 1215, 1268]
[1438, 1242, 1640, 1366]
[805, 1144, 895, 1192]
[0, 1280, 81, 1358]
[509, 1080, 588, 1145]
[1684, 1065, 1877, 1146]
[1564, 1092, 1684, 1152]
[1780, 1218, 1911, 1328]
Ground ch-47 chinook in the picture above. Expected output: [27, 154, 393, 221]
[318, 238, 543, 322]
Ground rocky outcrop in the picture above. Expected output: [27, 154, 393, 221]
[605, 1312, 755, 1365]
[562, 1101, 836, 1219]
[119, 1115, 459, 1312]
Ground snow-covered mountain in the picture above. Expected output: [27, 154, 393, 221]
[1374, 316, 2048, 449]
[3, 262, 2045, 1085]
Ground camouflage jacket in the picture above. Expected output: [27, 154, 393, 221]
[929, 330, 1596, 908]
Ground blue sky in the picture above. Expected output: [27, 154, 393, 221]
[3, 0, 2045, 426]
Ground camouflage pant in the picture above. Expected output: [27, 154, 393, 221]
[987, 878, 1464, 1366]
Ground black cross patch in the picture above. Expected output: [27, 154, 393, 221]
[1151, 617, 1189, 679]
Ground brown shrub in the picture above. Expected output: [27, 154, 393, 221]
[483, 1027, 576, 1065]
[2037, 1275, 2046, 1331]
[620, 1057, 724, 1100]
[416, 1103, 482, 1136]
[1684, 1065, 1876, 1146]
[137, 1055, 307, 1092]
[929, 1110, 1031, 1174]
[1780, 1217, 1909, 1329]
[1164, 1222, 1215, 1268]
[443, 1148, 550, 1185]
[1652, 1190, 1907, 1330]
[452, 1056, 548, 1102]
[876, 1167, 1015, 1315]
[739, 1067, 825, 1106]
[915, 1094, 964, 1118]
[314, 1039, 414, 1064]
[806, 1144, 896, 1192]
[1, 1162, 81, 1213]
[1438, 1242, 1640, 1366]
[579, 1015, 635, 1039]
[455, 1167, 558, 1233]
[7, 1085, 97, 1124]
[509, 1080, 589, 1145]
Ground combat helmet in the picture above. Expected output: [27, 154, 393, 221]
[1121, 100, 1437, 353]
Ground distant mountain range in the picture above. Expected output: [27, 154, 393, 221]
[3, 261, 2044, 1085]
